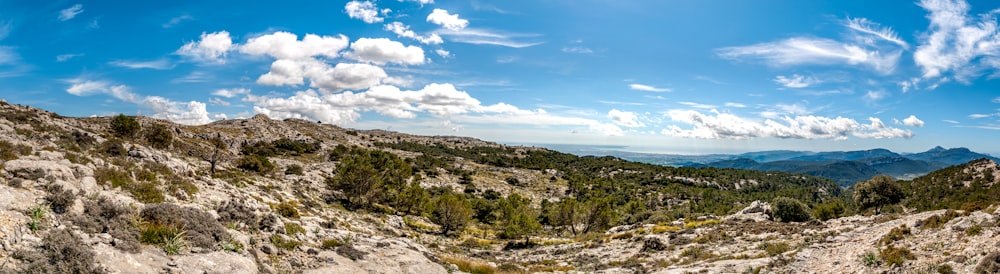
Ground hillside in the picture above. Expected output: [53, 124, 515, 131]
[1, 100, 1000, 273]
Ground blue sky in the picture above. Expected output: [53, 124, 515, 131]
[2, 0, 1000, 155]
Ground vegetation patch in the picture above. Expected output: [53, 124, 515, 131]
[918, 210, 962, 230]
[141, 203, 228, 250]
[440, 255, 497, 274]
[270, 234, 301, 250]
[879, 225, 911, 245]
[11, 229, 106, 273]
[879, 245, 915, 267]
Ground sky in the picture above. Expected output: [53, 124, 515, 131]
[2, 0, 1000, 155]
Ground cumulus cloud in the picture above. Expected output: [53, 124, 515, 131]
[345, 1, 385, 24]
[773, 74, 820, 88]
[902, 115, 925, 127]
[913, 0, 1000, 82]
[109, 59, 173, 70]
[662, 109, 913, 140]
[718, 37, 901, 74]
[346, 38, 425, 65]
[427, 9, 468, 31]
[176, 31, 233, 63]
[240, 32, 349, 60]
[212, 88, 250, 98]
[255, 59, 388, 91]
[608, 109, 644, 127]
[385, 22, 444, 45]
[65, 78, 213, 125]
[629, 83, 670, 92]
[59, 4, 84, 21]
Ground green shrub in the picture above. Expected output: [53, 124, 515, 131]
[759, 241, 791, 256]
[919, 210, 961, 230]
[270, 234, 301, 250]
[937, 263, 954, 274]
[110, 114, 140, 138]
[130, 181, 165, 203]
[236, 155, 274, 174]
[284, 222, 306, 235]
[285, 164, 304, 175]
[321, 238, 345, 250]
[879, 245, 915, 267]
[966, 224, 983, 236]
[273, 201, 300, 219]
[94, 167, 132, 188]
[143, 123, 173, 149]
[772, 197, 812, 222]
[141, 203, 229, 250]
[102, 139, 127, 157]
[74, 196, 139, 253]
[216, 199, 258, 227]
[861, 252, 881, 267]
[11, 228, 105, 273]
[0, 140, 32, 161]
[879, 225, 910, 245]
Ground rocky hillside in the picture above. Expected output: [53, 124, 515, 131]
[1, 100, 999, 274]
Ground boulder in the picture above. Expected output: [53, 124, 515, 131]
[3, 159, 76, 182]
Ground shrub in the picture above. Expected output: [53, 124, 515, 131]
[269, 234, 301, 250]
[937, 264, 954, 274]
[966, 224, 983, 236]
[75, 196, 140, 253]
[772, 197, 812, 222]
[322, 238, 345, 250]
[879, 225, 910, 245]
[11, 228, 105, 274]
[273, 201, 300, 219]
[879, 245, 915, 267]
[430, 192, 472, 235]
[236, 155, 274, 174]
[284, 222, 306, 235]
[141, 203, 229, 250]
[143, 123, 173, 149]
[216, 199, 258, 227]
[285, 164, 304, 175]
[94, 167, 131, 188]
[0, 140, 32, 161]
[336, 243, 367, 261]
[759, 241, 791, 256]
[130, 181, 165, 203]
[110, 114, 140, 138]
[440, 255, 496, 274]
[976, 252, 1000, 274]
[102, 139, 127, 157]
[45, 184, 76, 214]
[918, 210, 961, 230]
[861, 252, 881, 267]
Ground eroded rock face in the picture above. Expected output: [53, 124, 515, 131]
[3, 159, 77, 182]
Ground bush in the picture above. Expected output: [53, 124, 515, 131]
[879, 225, 910, 245]
[110, 114, 140, 138]
[879, 245, 915, 267]
[269, 234, 301, 250]
[284, 222, 306, 235]
[285, 164, 304, 175]
[144, 123, 173, 149]
[73, 196, 139, 252]
[322, 238, 345, 250]
[216, 199, 258, 227]
[918, 210, 961, 230]
[430, 192, 472, 235]
[772, 197, 812, 222]
[853, 175, 904, 215]
[976, 252, 1000, 274]
[236, 155, 275, 174]
[12, 228, 105, 274]
[45, 184, 76, 214]
[0, 140, 32, 161]
[141, 203, 229, 250]
[130, 181, 165, 203]
[273, 201, 300, 219]
[102, 139, 127, 157]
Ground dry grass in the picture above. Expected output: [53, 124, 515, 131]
[440, 255, 497, 274]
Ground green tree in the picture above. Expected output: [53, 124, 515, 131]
[548, 198, 582, 235]
[497, 193, 541, 244]
[329, 149, 412, 209]
[201, 134, 228, 175]
[772, 197, 813, 222]
[397, 181, 429, 215]
[581, 198, 617, 233]
[430, 192, 471, 235]
[144, 123, 173, 149]
[853, 175, 904, 215]
[110, 114, 140, 138]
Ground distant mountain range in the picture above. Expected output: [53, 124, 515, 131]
[545, 145, 999, 187]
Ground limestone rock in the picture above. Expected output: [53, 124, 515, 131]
[3, 159, 76, 182]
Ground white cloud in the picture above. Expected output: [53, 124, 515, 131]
[678, 101, 717, 109]
[208, 97, 230, 106]
[864, 90, 887, 101]
[427, 9, 468, 31]
[562, 46, 593, 54]
[255, 59, 388, 91]
[913, 0, 1000, 81]
[943, 119, 960, 124]
[176, 31, 233, 63]
[844, 17, 909, 49]
[435, 49, 451, 57]
[55, 53, 84, 62]
[629, 83, 670, 92]
[109, 59, 173, 70]
[59, 4, 84, 21]
[400, 0, 434, 5]
[240, 31, 349, 60]
[346, 37, 425, 65]
[212, 88, 250, 98]
[773, 74, 820, 88]
[718, 37, 901, 74]
[608, 109, 644, 127]
[902, 115, 925, 127]
[993, 97, 1000, 103]
[969, 113, 993, 119]
[724, 102, 746, 108]
[163, 15, 193, 28]
[662, 109, 912, 140]
[345, 1, 384, 24]
[385, 22, 444, 45]
[435, 28, 542, 48]
[65, 78, 213, 125]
